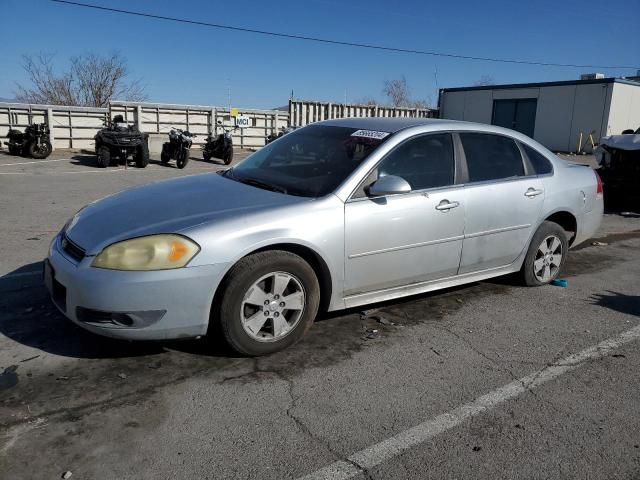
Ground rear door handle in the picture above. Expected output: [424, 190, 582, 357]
[524, 188, 544, 198]
[435, 200, 460, 211]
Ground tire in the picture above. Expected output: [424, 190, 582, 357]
[28, 140, 52, 159]
[176, 149, 189, 169]
[203, 149, 211, 162]
[521, 221, 568, 287]
[8, 144, 21, 156]
[96, 146, 111, 168]
[223, 146, 233, 165]
[161, 143, 171, 164]
[212, 251, 320, 356]
[135, 143, 149, 168]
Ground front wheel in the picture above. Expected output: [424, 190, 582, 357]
[202, 149, 211, 162]
[96, 146, 111, 168]
[212, 251, 320, 356]
[521, 221, 568, 286]
[176, 148, 190, 169]
[28, 140, 52, 159]
[223, 146, 233, 165]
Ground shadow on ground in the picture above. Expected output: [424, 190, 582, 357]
[591, 291, 640, 317]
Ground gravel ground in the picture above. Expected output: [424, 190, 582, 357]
[1, 149, 639, 480]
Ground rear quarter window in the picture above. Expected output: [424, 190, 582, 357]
[521, 143, 553, 175]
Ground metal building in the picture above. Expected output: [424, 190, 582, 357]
[438, 77, 640, 152]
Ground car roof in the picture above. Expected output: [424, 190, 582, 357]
[317, 117, 467, 133]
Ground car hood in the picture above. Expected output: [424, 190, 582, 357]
[65, 172, 308, 255]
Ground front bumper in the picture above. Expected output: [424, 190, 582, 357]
[46, 234, 229, 340]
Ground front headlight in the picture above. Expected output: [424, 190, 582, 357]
[92, 234, 200, 271]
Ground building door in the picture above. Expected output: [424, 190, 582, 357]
[492, 98, 537, 138]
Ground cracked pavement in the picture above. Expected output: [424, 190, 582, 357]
[1, 150, 640, 479]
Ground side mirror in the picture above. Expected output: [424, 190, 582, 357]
[367, 175, 411, 196]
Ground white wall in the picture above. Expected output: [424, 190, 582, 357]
[439, 82, 629, 152]
[606, 83, 640, 136]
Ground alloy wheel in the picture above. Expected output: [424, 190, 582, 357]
[240, 271, 306, 342]
[533, 235, 563, 282]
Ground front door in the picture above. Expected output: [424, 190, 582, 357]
[457, 132, 545, 274]
[344, 133, 465, 296]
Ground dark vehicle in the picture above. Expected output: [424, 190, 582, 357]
[266, 126, 298, 144]
[94, 115, 149, 168]
[203, 121, 235, 165]
[596, 130, 640, 209]
[161, 128, 195, 169]
[5, 123, 52, 159]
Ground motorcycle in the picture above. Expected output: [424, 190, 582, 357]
[203, 121, 235, 165]
[161, 128, 195, 169]
[5, 123, 52, 159]
[266, 126, 298, 145]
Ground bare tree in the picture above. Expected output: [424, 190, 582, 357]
[383, 76, 411, 107]
[382, 76, 430, 108]
[16, 52, 147, 107]
[472, 75, 496, 86]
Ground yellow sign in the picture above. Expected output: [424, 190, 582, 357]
[230, 108, 239, 117]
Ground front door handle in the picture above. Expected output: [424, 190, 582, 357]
[435, 200, 460, 211]
[524, 188, 544, 198]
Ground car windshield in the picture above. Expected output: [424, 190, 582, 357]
[225, 125, 389, 197]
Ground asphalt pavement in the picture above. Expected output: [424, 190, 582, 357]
[1, 149, 639, 480]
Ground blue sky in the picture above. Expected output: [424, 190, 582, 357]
[1, 0, 639, 109]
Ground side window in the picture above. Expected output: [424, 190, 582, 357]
[375, 133, 455, 191]
[459, 133, 524, 182]
[521, 143, 553, 175]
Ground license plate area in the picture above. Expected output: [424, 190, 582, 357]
[45, 261, 67, 312]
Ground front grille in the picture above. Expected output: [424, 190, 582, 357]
[61, 234, 86, 262]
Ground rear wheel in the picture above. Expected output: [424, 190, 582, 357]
[203, 149, 211, 162]
[28, 140, 52, 159]
[212, 251, 320, 356]
[521, 221, 568, 286]
[96, 146, 111, 168]
[161, 143, 171, 164]
[8, 144, 21, 156]
[135, 143, 149, 168]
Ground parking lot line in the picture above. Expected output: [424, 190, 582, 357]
[298, 323, 640, 480]
[0, 158, 70, 167]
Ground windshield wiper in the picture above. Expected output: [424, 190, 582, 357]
[240, 178, 288, 194]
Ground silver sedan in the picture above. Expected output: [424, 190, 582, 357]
[45, 118, 603, 355]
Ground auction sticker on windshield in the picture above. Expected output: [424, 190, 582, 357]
[351, 130, 390, 140]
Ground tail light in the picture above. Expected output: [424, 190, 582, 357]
[594, 170, 604, 197]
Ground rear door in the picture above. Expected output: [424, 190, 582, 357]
[458, 132, 545, 274]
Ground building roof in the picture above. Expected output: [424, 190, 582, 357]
[440, 77, 640, 93]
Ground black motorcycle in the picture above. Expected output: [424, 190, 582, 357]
[203, 121, 235, 165]
[161, 128, 195, 169]
[5, 123, 52, 159]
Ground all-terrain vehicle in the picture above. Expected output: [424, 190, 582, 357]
[5, 123, 52, 159]
[94, 115, 149, 168]
[161, 128, 195, 169]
